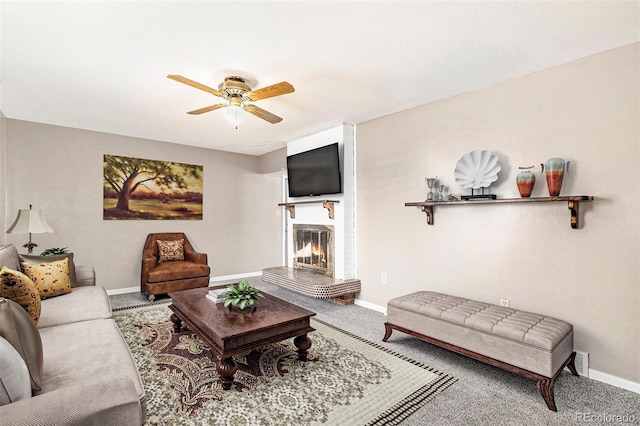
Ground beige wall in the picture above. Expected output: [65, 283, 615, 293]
[356, 43, 639, 382]
[5, 120, 283, 290]
[258, 147, 286, 175]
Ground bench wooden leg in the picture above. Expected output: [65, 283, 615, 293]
[537, 378, 557, 412]
[382, 322, 393, 342]
[566, 351, 579, 376]
[538, 351, 579, 411]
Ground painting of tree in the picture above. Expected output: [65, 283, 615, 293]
[103, 154, 203, 220]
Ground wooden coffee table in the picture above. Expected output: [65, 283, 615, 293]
[168, 286, 316, 390]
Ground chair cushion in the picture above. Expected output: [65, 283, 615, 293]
[21, 258, 72, 299]
[157, 239, 185, 262]
[0, 336, 32, 405]
[0, 267, 41, 324]
[20, 253, 78, 288]
[0, 298, 43, 392]
[146, 261, 210, 283]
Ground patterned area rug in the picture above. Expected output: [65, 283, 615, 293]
[113, 302, 456, 425]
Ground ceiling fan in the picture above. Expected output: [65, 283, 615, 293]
[167, 74, 294, 124]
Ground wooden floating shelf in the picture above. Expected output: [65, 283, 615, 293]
[278, 200, 340, 220]
[405, 196, 594, 229]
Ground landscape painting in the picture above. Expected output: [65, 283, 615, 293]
[103, 154, 203, 220]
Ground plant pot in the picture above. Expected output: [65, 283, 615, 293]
[227, 304, 257, 313]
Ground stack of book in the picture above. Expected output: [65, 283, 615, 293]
[206, 288, 227, 303]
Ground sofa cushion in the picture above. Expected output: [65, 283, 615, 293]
[37, 286, 112, 329]
[0, 267, 41, 324]
[0, 336, 32, 405]
[21, 258, 73, 299]
[157, 239, 185, 262]
[0, 298, 43, 392]
[20, 253, 78, 288]
[146, 260, 210, 283]
[0, 244, 21, 271]
[37, 319, 145, 407]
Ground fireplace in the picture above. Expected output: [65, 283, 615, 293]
[293, 224, 334, 277]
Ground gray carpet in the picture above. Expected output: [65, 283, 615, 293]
[111, 277, 640, 425]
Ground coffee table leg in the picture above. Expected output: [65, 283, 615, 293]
[217, 357, 238, 390]
[294, 334, 312, 361]
[170, 313, 182, 333]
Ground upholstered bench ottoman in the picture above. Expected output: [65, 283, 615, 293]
[383, 291, 578, 411]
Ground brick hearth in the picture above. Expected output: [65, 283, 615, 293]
[262, 266, 361, 305]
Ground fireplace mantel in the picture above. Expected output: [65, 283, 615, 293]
[278, 200, 340, 220]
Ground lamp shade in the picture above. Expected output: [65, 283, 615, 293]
[224, 104, 247, 127]
[6, 209, 54, 234]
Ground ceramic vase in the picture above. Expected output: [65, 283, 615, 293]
[516, 166, 536, 198]
[541, 158, 569, 197]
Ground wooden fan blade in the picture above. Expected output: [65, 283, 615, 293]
[167, 74, 223, 97]
[187, 104, 227, 115]
[245, 104, 283, 123]
[247, 82, 294, 101]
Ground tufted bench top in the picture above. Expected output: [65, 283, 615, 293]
[388, 291, 572, 351]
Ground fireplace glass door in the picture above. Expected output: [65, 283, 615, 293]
[293, 224, 334, 276]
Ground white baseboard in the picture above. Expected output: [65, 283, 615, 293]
[107, 286, 139, 295]
[589, 369, 640, 394]
[209, 272, 262, 283]
[354, 298, 386, 314]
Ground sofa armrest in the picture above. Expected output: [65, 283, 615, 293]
[0, 375, 143, 426]
[73, 265, 96, 287]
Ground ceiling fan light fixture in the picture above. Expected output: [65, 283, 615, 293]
[224, 101, 246, 129]
[169, 74, 293, 125]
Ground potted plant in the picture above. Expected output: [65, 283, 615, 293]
[222, 281, 265, 312]
[41, 247, 69, 256]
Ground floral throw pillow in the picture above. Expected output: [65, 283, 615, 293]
[0, 266, 42, 325]
[157, 239, 185, 262]
[21, 257, 73, 299]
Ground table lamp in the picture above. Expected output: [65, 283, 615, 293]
[6, 205, 54, 253]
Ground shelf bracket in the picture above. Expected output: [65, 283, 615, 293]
[284, 205, 296, 219]
[323, 201, 335, 219]
[568, 201, 579, 229]
[421, 205, 434, 225]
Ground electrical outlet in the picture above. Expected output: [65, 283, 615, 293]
[381, 273, 388, 285]
[500, 298, 510, 307]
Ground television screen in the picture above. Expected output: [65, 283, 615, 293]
[287, 143, 342, 197]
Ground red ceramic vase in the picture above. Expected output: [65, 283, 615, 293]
[542, 158, 567, 197]
[516, 167, 536, 198]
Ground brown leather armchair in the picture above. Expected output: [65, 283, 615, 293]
[141, 233, 210, 301]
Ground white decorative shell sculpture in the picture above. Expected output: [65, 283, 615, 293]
[454, 149, 501, 189]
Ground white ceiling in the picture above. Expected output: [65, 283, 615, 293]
[1, 1, 638, 156]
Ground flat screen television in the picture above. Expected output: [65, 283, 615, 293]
[286, 143, 342, 197]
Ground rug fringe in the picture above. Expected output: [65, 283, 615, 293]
[112, 299, 171, 312]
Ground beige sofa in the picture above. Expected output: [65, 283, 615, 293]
[0, 244, 146, 425]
